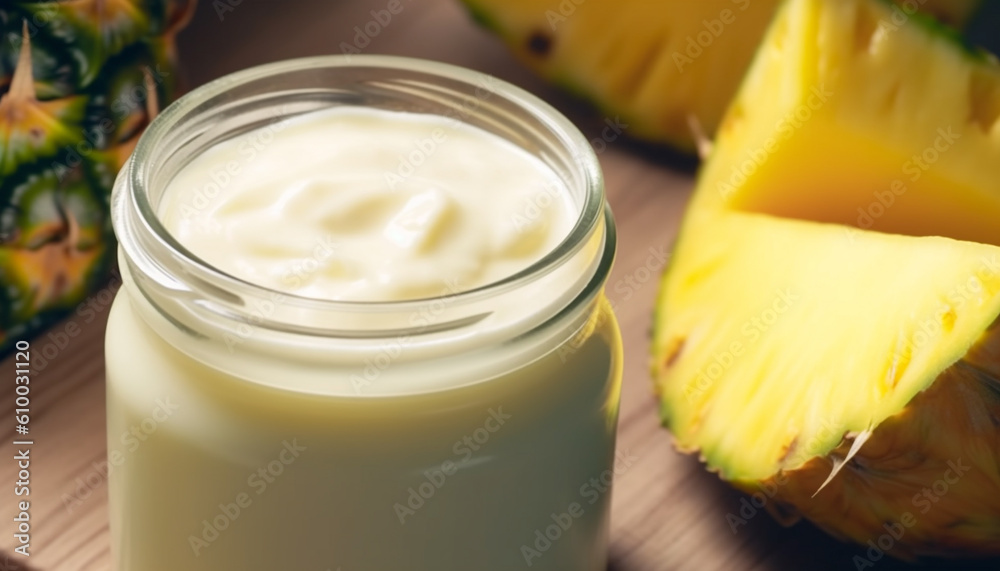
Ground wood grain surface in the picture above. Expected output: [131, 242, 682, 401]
[1, 1, 998, 570]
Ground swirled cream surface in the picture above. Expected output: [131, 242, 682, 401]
[158, 107, 576, 300]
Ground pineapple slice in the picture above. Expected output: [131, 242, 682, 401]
[655, 211, 1000, 557]
[654, 0, 1000, 559]
[460, 0, 983, 151]
[657, 210, 1000, 478]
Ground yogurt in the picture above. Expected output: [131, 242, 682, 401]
[106, 57, 621, 571]
[160, 107, 577, 301]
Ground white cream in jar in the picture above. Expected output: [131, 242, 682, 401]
[161, 107, 576, 301]
[106, 56, 621, 571]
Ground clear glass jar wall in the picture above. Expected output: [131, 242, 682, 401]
[106, 56, 622, 571]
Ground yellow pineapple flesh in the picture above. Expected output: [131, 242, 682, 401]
[653, 0, 1000, 560]
[459, 0, 983, 151]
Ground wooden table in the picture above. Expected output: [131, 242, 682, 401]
[1, 1, 997, 569]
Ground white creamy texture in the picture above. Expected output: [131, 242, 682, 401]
[159, 107, 577, 301]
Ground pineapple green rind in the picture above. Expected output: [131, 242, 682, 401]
[0, 0, 193, 355]
[0, 93, 87, 176]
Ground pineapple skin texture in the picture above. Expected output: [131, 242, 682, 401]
[0, 1, 194, 354]
[653, 0, 1000, 560]
[754, 340, 1000, 560]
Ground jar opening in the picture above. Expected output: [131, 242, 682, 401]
[113, 55, 613, 342]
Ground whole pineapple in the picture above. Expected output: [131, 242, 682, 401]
[0, 0, 193, 354]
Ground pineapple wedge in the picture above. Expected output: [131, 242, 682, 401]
[654, 0, 1000, 559]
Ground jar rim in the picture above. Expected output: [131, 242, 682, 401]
[113, 53, 616, 374]
[122, 55, 607, 313]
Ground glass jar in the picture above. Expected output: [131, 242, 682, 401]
[106, 55, 622, 571]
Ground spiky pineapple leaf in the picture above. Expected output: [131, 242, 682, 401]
[0, 165, 108, 318]
[0, 25, 87, 176]
[0, 164, 106, 248]
[0, 96, 88, 174]
[0, 18, 79, 99]
[88, 42, 165, 147]
[0, 234, 105, 318]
